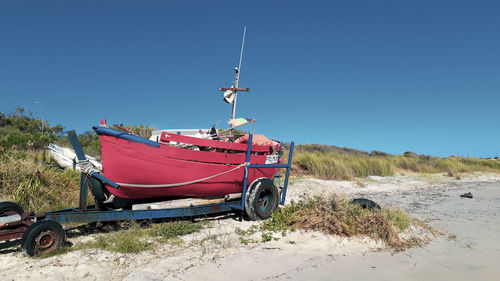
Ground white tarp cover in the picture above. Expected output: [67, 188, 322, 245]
[48, 144, 102, 171]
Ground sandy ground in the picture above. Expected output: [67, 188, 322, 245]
[1, 172, 499, 280]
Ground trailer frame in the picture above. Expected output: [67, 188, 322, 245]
[0, 130, 294, 255]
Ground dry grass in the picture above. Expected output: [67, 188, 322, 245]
[292, 151, 393, 180]
[0, 149, 81, 212]
[291, 144, 500, 180]
[261, 194, 428, 250]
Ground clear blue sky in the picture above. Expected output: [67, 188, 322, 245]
[1, 1, 498, 157]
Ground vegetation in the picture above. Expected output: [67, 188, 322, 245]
[39, 221, 203, 257]
[292, 144, 500, 180]
[0, 107, 155, 211]
[0, 149, 81, 212]
[0, 107, 63, 150]
[0, 106, 498, 214]
[0, 106, 494, 255]
[446, 234, 457, 241]
[260, 195, 423, 250]
[118, 124, 154, 139]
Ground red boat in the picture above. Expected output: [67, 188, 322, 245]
[94, 124, 282, 201]
[91, 57, 284, 205]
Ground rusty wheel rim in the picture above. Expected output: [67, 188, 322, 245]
[0, 210, 18, 217]
[34, 230, 59, 254]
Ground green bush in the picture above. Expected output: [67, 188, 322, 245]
[0, 107, 63, 149]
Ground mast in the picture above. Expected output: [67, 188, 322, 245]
[232, 67, 239, 121]
[232, 26, 246, 121]
[219, 26, 250, 127]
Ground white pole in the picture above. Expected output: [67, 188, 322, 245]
[231, 26, 247, 124]
[238, 25, 246, 75]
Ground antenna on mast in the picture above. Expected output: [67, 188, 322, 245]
[219, 26, 250, 127]
[238, 25, 246, 76]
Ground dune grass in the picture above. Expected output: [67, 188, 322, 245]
[293, 151, 393, 180]
[291, 144, 500, 180]
[0, 149, 81, 212]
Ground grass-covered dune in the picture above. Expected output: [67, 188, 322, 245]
[291, 144, 500, 180]
[0, 149, 81, 212]
[0, 107, 153, 212]
[0, 107, 499, 212]
[0, 107, 490, 255]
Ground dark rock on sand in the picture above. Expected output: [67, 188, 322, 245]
[460, 192, 473, 198]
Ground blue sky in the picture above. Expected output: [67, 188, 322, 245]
[1, 1, 499, 157]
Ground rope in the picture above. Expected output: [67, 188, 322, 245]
[82, 166, 99, 175]
[115, 162, 249, 188]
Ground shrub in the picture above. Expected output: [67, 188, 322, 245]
[0, 107, 64, 149]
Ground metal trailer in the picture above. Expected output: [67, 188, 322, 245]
[0, 131, 294, 256]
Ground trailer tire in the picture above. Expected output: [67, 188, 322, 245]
[349, 198, 381, 211]
[245, 178, 279, 221]
[21, 220, 65, 256]
[0, 201, 24, 216]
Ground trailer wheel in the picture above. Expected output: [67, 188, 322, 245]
[245, 178, 279, 221]
[21, 220, 65, 256]
[0, 201, 24, 216]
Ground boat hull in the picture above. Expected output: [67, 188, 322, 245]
[100, 134, 279, 199]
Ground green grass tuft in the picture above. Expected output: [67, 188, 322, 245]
[383, 208, 411, 231]
[35, 221, 203, 257]
[149, 221, 203, 243]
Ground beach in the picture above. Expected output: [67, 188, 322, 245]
[1, 172, 499, 280]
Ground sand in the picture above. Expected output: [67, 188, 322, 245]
[1, 172, 499, 280]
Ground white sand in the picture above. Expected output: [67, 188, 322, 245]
[1, 172, 499, 280]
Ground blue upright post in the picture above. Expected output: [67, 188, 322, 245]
[68, 130, 89, 210]
[231, 133, 253, 211]
[79, 173, 88, 211]
[68, 130, 86, 162]
[280, 142, 294, 205]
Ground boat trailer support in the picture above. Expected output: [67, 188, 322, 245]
[69, 131, 90, 211]
[69, 130, 119, 189]
[79, 173, 88, 211]
[231, 134, 295, 210]
[231, 134, 254, 211]
[43, 202, 235, 224]
[68, 130, 120, 211]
